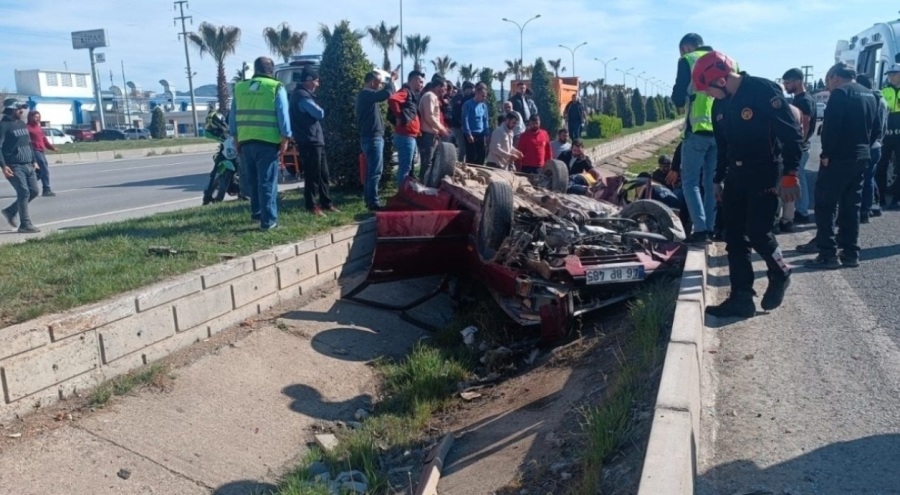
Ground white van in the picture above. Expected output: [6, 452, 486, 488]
[835, 21, 900, 89]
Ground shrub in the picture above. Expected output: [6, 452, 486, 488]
[531, 57, 562, 133]
[631, 88, 646, 127]
[149, 107, 166, 139]
[616, 90, 634, 128]
[645, 96, 659, 122]
[318, 20, 372, 189]
[585, 114, 623, 139]
[602, 90, 617, 117]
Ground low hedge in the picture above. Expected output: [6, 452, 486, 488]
[586, 114, 624, 139]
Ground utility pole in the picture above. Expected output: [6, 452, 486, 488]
[801, 65, 813, 91]
[399, 0, 403, 78]
[174, 0, 199, 137]
[121, 60, 131, 128]
[89, 47, 106, 130]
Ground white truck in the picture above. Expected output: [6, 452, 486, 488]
[835, 20, 900, 89]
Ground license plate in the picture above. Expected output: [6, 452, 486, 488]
[585, 264, 645, 285]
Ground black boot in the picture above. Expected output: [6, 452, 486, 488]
[706, 292, 756, 319]
[761, 271, 791, 311]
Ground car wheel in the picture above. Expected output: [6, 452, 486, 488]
[540, 159, 568, 193]
[618, 199, 685, 242]
[477, 180, 514, 262]
[424, 142, 457, 188]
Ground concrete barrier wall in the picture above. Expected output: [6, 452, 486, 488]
[54, 142, 219, 165]
[0, 220, 375, 423]
[587, 119, 682, 163]
[637, 246, 707, 495]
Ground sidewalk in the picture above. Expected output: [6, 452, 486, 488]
[0, 275, 452, 495]
[697, 216, 900, 494]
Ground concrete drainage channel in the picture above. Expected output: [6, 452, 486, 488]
[637, 246, 708, 494]
[0, 119, 683, 424]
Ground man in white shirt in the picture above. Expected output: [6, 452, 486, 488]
[417, 75, 450, 180]
[486, 112, 523, 170]
[501, 100, 525, 145]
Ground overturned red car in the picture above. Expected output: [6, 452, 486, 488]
[359, 143, 687, 341]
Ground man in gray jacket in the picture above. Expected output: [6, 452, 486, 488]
[0, 98, 40, 233]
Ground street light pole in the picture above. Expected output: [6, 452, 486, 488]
[399, 0, 404, 77]
[616, 67, 634, 87]
[634, 71, 645, 90]
[594, 57, 616, 85]
[502, 15, 541, 79]
[559, 41, 588, 77]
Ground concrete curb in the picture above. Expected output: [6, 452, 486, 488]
[587, 120, 682, 163]
[52, 142, 219, 165]
[0, 219, 376, 423]
[637, 245, 707, 495]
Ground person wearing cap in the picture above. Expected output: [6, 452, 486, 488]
[357, 69, 398, 211]
[672, 33, 720, 245]
[229, 56, 292, 230]
[692, 50, 803, 319]
[0, 98, 41, 233]
[780, 68, 817, 229]
[796, 63, 880, 270]
[877, 63, 900, 210]
[450, 81, 475, 160]
[25, 110, 59, 197]
[290, 66, 337, 216]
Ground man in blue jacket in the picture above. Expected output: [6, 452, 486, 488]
[462, 83, 491, 164]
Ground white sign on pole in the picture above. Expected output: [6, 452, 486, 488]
[95, 53, 106, 63]
[71, 29, 109, 50]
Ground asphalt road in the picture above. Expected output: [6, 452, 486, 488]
[0, 152, 299, 245]
[699, 133, 900, 494]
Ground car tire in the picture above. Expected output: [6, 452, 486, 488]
[477, 180, 514, 262]
[619, 199, 685, 242]
[424, 142, 457, 188]
[540, 159, 568, 193]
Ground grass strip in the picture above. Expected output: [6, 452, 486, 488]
[625, 140, 680, 176]
[55, 137, 214, 155]
[0, 189, 370, 327]
[88, 363, 171, 408]
[574, 280, 679, 494]
[582, 118, 676, 150]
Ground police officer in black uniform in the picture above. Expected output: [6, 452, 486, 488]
[0, 98, 41, 234]
[692, 51, 804, 318]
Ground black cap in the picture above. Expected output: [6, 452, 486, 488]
[300, 68, 319, 82]
[658, 154, 672, 165]
[3, 98, 27, 111]
[782, 68, 804, 81]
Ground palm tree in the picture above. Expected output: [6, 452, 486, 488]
[495, 69, 509, 101]
[505, 59, 523, 81]
[478, 67, 495, 86]
[318, 20, 364, 45]
[522, 64, 534, 79]
[262, 22, 307, 63]
[366, 21, 400, 71]
[548, 58, 563, 78]
[431, 55, 457, 77]
[458, 64, 477, 83]
[232, 69, 245, 83]
[399, 34, 431, 72]
[188, 22, 241, 113]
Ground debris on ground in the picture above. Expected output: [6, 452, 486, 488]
[117, 469, 131, 480]
[314, 434, 339, 453]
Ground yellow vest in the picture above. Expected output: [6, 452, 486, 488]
[233, 76, 282, 144]
[682, 49, 715, 134]
[883, 86, 900, 113]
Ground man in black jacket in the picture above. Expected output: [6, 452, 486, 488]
[508, 82, 538, 128]
[0, 98, 40, 233]
[557, 139, 592, 174]
[450, 81, 474, 161]
[290, 68, 336, 216]
[798, 63, 880, 269]
[694, 51, 804, 318]
[357, 69, 397, 210]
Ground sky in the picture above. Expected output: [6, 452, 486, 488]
[1, 0, 899, 97]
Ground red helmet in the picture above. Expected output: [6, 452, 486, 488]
[692, 51, 735, 91]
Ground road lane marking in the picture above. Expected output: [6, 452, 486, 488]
[38, 198, 201, 226]
[98, 161, 195, 172]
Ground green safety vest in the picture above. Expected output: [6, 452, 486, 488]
[233, 76, 282, 144]
[682, 49, 715, 134]
[882, 86, 900, 113]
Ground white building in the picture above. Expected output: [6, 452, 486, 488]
[15, 69, 94, 98]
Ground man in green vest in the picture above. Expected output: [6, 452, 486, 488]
[671, 33, 718, 244]
[228, 56, 292, 231]
[877, 64, 900, 210]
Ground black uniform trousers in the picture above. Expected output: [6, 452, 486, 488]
[814, 158, 867, 261]
[722, 168, 789, 296]
[876, 136, 900, 205]
[297, 143, 333, 211]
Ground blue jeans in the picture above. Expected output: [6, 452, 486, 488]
[863, 147, 882, 214]
[360, 136, 384, 207]
[34, 150, 51, 192]
[680, 132, 717, 233]
[240, 141, 280, 229]
[795, 150, 811, 216]
[568, 121, 583, 140]
[3, 162, 40, 227]
[393, 134, 417, 187]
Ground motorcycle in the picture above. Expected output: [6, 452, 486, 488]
[202, 136, 241, 205]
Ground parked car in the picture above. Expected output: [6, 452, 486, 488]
[123, 128, 152, 140]
[42, 128, 74, 146]
[350, 143, 687, 342]
[94, 129, 127, 141]
[65, 128, 94, 142]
